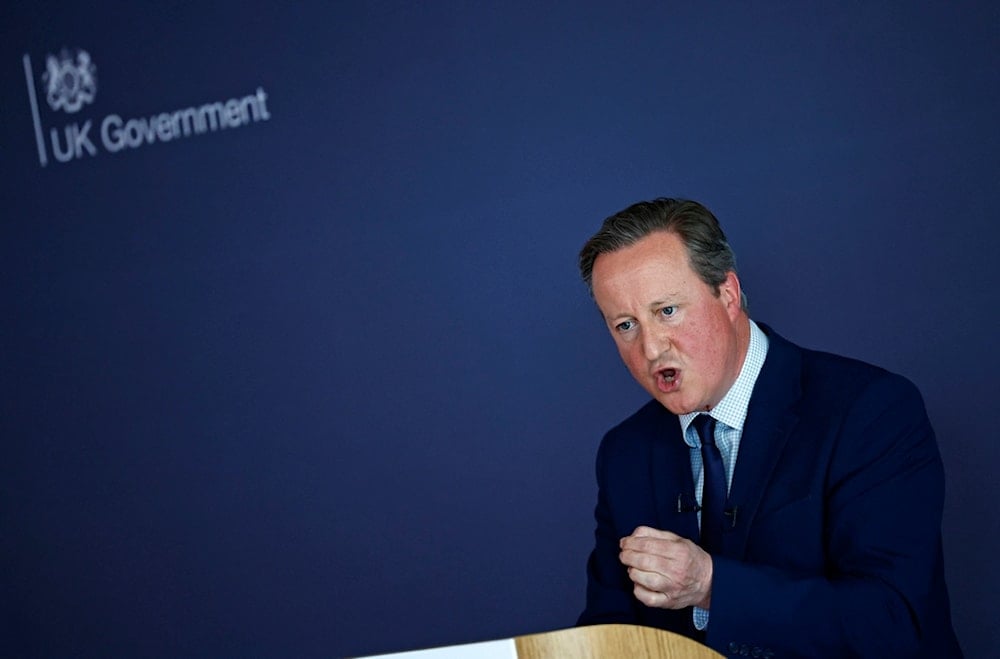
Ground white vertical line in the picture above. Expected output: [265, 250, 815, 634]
[22, 54, 48, 167]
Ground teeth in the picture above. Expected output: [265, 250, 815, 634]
[662, 369, 676, 382]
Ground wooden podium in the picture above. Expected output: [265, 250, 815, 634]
[358, 624, 725, 658]
[517, 624, 723, 658]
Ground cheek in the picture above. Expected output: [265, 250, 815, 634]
[687, 322, 729, 376]
[616, 342, 645, 372]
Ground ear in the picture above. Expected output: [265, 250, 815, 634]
[718, 271, 743, 319]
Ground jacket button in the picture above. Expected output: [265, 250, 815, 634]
[728, 642, 740, 654]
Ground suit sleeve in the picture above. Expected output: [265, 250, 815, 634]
[577, 428, 695, 636]
[705, 374, 958, 657]
[577, 435, 640, 625]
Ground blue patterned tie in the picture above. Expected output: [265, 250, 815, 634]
[693, 414, 725, 553]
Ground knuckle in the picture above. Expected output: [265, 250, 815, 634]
[648, 574, 671, 591]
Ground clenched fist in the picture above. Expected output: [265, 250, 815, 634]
[619, 526, 713, 610]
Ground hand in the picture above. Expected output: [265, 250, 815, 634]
[619, 526, 713, 610]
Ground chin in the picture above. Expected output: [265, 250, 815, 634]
[656, 392, 709, 416]
[656, 397, 691, 416]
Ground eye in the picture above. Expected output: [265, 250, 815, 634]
[615, 320, 635, 332]
[660, 306, 676, 317]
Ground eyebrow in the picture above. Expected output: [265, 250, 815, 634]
[602, 309, 633, 324]
[647, 294, 682, 312]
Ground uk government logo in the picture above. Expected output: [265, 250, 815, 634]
[22, 48, 271, 167]
[43, 49, 97, 113]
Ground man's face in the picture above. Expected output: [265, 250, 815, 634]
[591, 230, 748, 415]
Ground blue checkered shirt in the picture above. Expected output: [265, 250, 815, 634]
[678, 320, 769, 630]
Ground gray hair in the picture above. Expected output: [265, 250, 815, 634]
[578, 198, 748, 310]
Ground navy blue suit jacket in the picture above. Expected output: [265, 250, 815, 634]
[578, 325, 962, 658]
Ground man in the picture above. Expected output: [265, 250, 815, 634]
[576, 198, 962, 658]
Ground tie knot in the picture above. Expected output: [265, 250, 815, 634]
[692, 414, 717, 448]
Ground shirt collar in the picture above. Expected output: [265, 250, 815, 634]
[680, 319, 769, 445]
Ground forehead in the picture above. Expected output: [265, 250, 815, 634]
[591, 230, 694, 289]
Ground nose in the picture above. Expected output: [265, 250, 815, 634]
[641, 326, 670, 361]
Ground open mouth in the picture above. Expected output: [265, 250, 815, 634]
[657, 367, 678, 383]
[654, 367, 679, 393]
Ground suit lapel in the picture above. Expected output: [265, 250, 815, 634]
[725, 325, 803, 558]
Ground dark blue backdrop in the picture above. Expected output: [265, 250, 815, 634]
[2, 2, 997, 656]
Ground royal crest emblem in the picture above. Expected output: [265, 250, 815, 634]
[42, 49, 97, 113]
